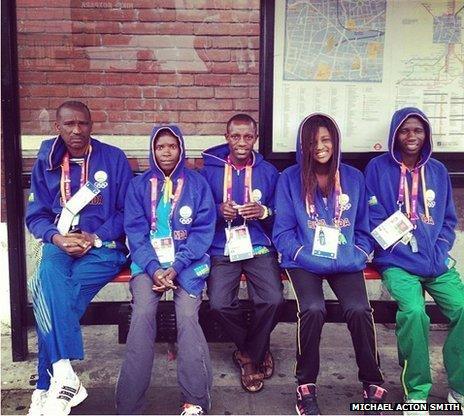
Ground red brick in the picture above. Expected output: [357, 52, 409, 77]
[157, 74, 194, 86]
[133, 0, 176, 8]
[178, 87, 214, 98]
[72, 21, 120, 34]
[212, 36, 259, 49]
[180, 111, 230, 123]
[249, 87, 259, 99]
[195, 74, 231, 86]
[28, 85, 68, 97]
[119, 73, 159, 85]
[125, 99, 158, 111]
[87, 98, 125, 110]
[143, 111, 179, 123]
[215, 87, 248, 99]
[72, 9, 138, 22]
[26, 8, 69, 20]
[231, 74, 258, 86]
[20, 97, 49, 109]
[47, 73, 85, 84]
[194, 23, 259, 36]
[19, 71, 47, 83]
[158, 99, 196, 111]
[71, 34, 102, 47]
[196, 48, 230, 63]
[139, 9, 177, 22]
[83, 73, 123, 85]
[108, 111, 144, 122]
[197, 99, 233, 110]
[68, 85, 106, 97]
[233, 99, 258, 111]
[90, 110, 107, 122]
[105, 86, 142, 98]
[101, 34, 132, 46]
[210, 62, 241, 74]
[137, 50, 156, 60]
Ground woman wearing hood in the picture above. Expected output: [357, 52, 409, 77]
[273, 114, 386, 414]
[365, 107, 464, 413]
[115, 125, 215, 415]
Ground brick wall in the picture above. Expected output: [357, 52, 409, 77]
[16, 0, 260, 138]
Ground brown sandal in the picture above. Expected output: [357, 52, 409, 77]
[233, 350, 264, 393]
[261, 350, 274, 379]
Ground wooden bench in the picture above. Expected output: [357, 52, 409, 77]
[104, 266, 448, 344]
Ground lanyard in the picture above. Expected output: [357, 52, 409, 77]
[398, 163, 423, 224]
[150, 176, 184, 231]
[223, 161, 253, 204]
[60, 145, 92, 203]
[305, 170, 343, 225]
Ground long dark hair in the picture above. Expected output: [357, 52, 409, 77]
[300, 115, 340, 205]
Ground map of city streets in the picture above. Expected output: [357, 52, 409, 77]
[284, 0, 386, 82]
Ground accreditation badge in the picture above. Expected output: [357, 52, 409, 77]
[225, 224, 254, 262]
[150, 233, 175, 268]
[312, 225, 340, 259]
[371, 210, 413, 250]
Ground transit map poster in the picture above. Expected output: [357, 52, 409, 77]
[272, 0, 464, 152]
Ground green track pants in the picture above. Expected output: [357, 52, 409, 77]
[383, 267, 464, 400]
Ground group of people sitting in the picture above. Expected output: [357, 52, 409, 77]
[25, 100, 464, 416]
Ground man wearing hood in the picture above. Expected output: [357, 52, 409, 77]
[25, 101, 132, 416]
[365, 107, 464, 413]
[201, 113, 284, 393]
[116, 125, 215, 415]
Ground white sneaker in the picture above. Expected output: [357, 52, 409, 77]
[42, 375, 88, 415]
[448, 390, 464, 414]
[403, 399, 429, 416]
[27, 389, 48, 416]
[180, 403, 205, 415]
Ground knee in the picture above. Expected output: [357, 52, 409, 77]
[264, 291, 285, 310]
[208, 295, 230, 314]
[400, 304, 429, 322]
[344, 304, 372, 321]
[131, 297, 157, 320]
[300, 303, 326, 321]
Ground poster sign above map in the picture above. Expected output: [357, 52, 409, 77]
[272, 0, 464, 152]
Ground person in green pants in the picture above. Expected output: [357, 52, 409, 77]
[365, 107, 464, 415]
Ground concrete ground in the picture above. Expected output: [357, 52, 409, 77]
[1, 323, 452, 415]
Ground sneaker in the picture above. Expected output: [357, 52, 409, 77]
[403, 399, 429, 416]
[180, 403, 205, 415]
[363, 385, 387, 415]
[42, 375, 88, 415]
[448, 390, 464, 414]
[27, 389, 47, 416]
[296, 383, 320, 415]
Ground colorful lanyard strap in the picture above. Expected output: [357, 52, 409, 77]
[60, 145, 92, 203]
[149, 176, 184, 232]
[305, 170, 343, 225]
[398, 163, 428, 224]
[223, 161, 253, 204]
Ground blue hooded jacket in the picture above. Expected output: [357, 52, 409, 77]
[201, 143, 279, 256]
[26, 136, 132, 250]
[273, 113, 372, 274]
[124, 124, 215, 296]
[365, 107, 457, 278]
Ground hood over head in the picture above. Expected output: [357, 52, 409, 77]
[202, 143, 263, 168]
[296, 112, 341, 169]
[388, 107, 432, 168]
[149, 124, 185, 179]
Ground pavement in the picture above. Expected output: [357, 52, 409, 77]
[1, 321, 454, 416]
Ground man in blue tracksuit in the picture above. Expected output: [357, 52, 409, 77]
[116, 125, 215, 415]
[25, 101, 132, 416]
[201, 113, 284, 394]
[365, 107, 464, 413]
